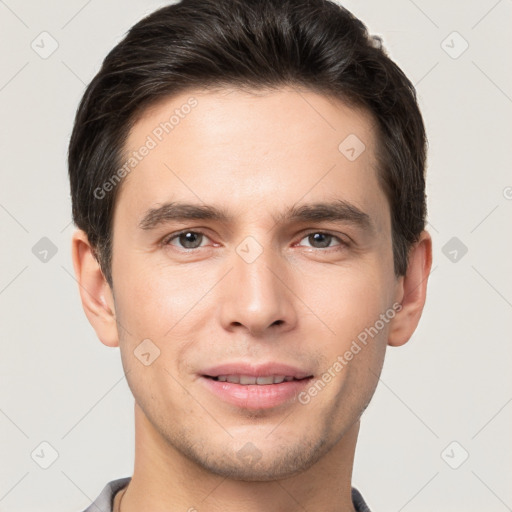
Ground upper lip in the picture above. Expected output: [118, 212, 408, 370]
[201, 362, 313, 379]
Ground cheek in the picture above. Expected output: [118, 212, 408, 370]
[113, 250, 205, 336]
[302, 263, 392, 339]
[322, 274, 391, 409]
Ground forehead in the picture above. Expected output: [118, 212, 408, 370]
[126, 86, 377, 158]
[115, 86, 387, 231]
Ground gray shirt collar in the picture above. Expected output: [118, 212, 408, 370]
[81, 477, 372, 512]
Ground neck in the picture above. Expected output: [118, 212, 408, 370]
[121, 403, 358, 512]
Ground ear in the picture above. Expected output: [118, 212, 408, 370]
[387, 230, 433, 347]
[71, 229, 119, 347]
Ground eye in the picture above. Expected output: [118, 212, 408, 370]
[163, 230, 211, 250]
[298, 231, 347, 250]
[161, 229, 347, 252]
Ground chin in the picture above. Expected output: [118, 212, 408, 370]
[184, 435, 330, 482]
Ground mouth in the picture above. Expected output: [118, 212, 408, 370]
[199, 362, 314, 409]
[204, 375, 309, 385]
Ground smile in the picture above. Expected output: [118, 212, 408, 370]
[208, 375, 301, 385]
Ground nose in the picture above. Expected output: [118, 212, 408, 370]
[219, 241, 298, 337]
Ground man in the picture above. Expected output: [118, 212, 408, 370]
[68, 0, 432, 510]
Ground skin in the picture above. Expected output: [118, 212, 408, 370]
[72, 87, 432, 512]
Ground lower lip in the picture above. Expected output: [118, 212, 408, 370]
[200, 376, 312, 410]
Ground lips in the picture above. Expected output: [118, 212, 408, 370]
[199, 362, 313, 409]
[201, 362, 312, 380]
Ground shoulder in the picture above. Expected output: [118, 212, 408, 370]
[78, 476, 132, 512]
[352, 487, 372, 512]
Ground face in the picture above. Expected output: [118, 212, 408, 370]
[109, 87, 402, 480]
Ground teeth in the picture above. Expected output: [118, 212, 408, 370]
[256, 376, 274, 385]
[239, 375, 257, 385]
[213, 375, 293, 385]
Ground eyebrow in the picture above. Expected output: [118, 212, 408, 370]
[138, 199, 374, 234]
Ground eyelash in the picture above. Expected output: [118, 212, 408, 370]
[161, 229, 349, 252]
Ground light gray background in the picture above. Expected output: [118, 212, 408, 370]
[1, 1, 511, 511]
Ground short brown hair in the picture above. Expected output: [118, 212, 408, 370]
[68, 0, 428, 287]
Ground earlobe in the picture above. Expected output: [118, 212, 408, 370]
[387, 230, 433, 347]
[71, 229, 119, 347]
